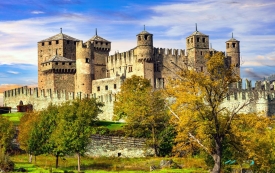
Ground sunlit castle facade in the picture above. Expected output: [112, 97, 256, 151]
[6, 26, 274, 120]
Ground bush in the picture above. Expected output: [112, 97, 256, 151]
[0, 154, 14, 172]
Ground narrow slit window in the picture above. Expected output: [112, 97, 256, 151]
[56, 40, 59, 44]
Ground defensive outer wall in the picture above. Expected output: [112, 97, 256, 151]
[4, 79, 275, 118]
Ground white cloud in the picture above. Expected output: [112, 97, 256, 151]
[31, 11, 45, 14]
[7, 71, 19, 74]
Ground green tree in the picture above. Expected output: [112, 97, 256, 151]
[0, 116, 15, 154]
[18, 111, 41, 162]
[166, 52, 251, 173]
[53, 98, 103, 172]
[114, 75, 170, 156]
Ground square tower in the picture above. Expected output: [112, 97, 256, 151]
[186, 26, 209, 71]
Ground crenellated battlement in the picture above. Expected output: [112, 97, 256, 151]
[153, 48, 185, 56]
[107, 49, 135, 64]
[3, 86, 95, 110]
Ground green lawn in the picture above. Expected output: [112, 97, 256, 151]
[11, 154, 208, 173]
[1, 112, 24, 125]
[95, 121, 125, 131]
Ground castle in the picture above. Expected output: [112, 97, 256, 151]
[4, 26, 275, 119]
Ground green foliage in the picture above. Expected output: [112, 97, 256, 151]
[0, 116, 15, 154]
[114, 75, 171, 156]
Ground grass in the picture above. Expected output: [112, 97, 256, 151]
[1, 112, 24, 125]
[11, 154, 209, 172]
[95, 121, 125, 131]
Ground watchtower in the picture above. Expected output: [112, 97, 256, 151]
[186, 24, 209, 71]
[37, 28, 79, 90]
[135, 26, 154, 86]
[226, 33, 240, 76]
[75, 30, 111, 94]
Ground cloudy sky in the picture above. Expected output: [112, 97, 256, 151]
[0, 0, 275, 90]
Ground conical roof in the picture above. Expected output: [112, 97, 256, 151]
[39, 33, 80, 43]
[226, 33, 239, 42]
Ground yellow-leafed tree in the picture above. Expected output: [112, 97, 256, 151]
[166, 52, 253, 173]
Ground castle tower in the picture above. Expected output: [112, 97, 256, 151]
[75, 41, 93, 94]
[86, 29, 111, 80]
[37, 28, 79, 90]
[226, 33, 240, 76]
[75, 30, 111, 94]
[135, 26, 154, 86]
[186, 24, 209, 71]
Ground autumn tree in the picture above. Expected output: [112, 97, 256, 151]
[52, 98, 103, 172]
[166, 52, 252, 173]
[18, 111, 42, 163]
[0, 116, 15, 154]
[114, 75, 170, 156]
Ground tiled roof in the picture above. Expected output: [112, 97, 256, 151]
[190, 31, 207, 36]
[227, 38, 239, 42]
[137, 30, 152, 35]
[44, 55, 75, 63]
[87, 35, 110, 43]
[39, 33, 80, 42]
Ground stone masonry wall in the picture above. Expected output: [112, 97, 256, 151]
[85, 135, 155, 158]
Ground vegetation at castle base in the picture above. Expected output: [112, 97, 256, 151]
[165, 51, 273, 173]
[10, 154, 209, 172]
[18, 98, 104, 172]
[0, 116, 15, 172]
[113, 75, 173, 157]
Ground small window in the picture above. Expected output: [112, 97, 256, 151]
[67, 40, 70, 44]
[42, 42, 44, 46]
[191, 38, 193, 43]
[197, 38, 200, 42]
[101, 42, 103, 45]
[49, 41, 52, 45]
[97, 86, 100, 91]
[86, 58, 90, 63]
[201, 67, 203, 72]
[144, 35, 148, 40]
[138, 36, 141, 41]
[62, 62, 65, 65]
[74, 41, 76, 45]
[128, 66, 133, 72]
[106, 43, 108, 46]
[55, 62, 58, 65]
[114, 84, 117, 89]
[232, 43, 236, 48]
[69, 62, 72, 65]
[105, 85, 108, 90]
[96, 42, 98, 44]
[187, 39, 190, 44]
[202, 38, 205, 43]
[227, 43, 229, 48]
[56, 40, 59, 44]
[201, 51, 203, 55]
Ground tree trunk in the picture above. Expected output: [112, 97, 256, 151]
[211, 140, 222, 173]
[29, 153, 32, 163]
[55, 154, 59, 168]
[152, 126, 157, 157]
[77, 152, 81, 172]
[34, 155, 36, 164]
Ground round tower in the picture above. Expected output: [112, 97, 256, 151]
[136, 26, 153, 62]
[226, 33, 240, 76]
[75, 41, 93, 94]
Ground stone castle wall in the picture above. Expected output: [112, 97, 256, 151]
[86, 135, 155, 158]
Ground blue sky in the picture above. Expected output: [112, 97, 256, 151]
[1, 0, 275, 88]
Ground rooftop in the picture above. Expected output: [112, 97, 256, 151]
[43, 55, 75, 63]
[39, 32, 80, 43]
